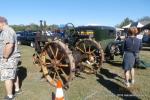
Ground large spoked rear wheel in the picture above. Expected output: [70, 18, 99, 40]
[40, 40, 75, 89]
[76, 39, 104, 74]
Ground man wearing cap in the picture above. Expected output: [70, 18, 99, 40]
[0, 16, 21, 100]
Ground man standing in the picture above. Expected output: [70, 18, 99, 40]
[0, 16, 21, 100]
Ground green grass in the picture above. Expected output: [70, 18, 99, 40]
[0, 45, 150, 100]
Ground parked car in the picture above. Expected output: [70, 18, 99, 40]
[142, 34, 150, 46]
[16, 31, 36, 47]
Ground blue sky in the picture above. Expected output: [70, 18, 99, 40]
[0, 0, 150, 26]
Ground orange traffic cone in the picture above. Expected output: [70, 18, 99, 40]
[55, 80, 64, 100]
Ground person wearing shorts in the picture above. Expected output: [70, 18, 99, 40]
[0, 16, 21, 100]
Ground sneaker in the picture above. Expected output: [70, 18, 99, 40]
[4, 95, 15, 100]
[15, 89, 23, 95]
[125, 82, 130, 88]
[131, 80, 135, 84]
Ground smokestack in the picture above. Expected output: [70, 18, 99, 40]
[40, 20, 43, 30]
[44, 21, 46, 28]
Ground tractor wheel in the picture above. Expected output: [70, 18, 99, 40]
[40, 40, 75, 89]
[75, 39, 104, 74]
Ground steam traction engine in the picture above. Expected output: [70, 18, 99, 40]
[33, 22, 104, 89]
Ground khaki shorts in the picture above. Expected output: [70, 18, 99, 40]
[0, 57, 20, 81]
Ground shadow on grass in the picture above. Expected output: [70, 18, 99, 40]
[100, 68, 123, 79]
[97, 68, 141, 100]
[142, 47, 150, 51]
[106, 60, 122, 67]
[17, 66, 27, 88]
[107, 60, 147, 70]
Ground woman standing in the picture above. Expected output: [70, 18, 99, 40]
[122, 26, 142, 87]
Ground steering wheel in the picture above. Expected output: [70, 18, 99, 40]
[64, 23, 76, 38]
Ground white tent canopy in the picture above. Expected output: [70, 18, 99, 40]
[122, 22, 144, 29]
[122, 23, 132, 28]
[116, 28, 124, 31]
[137, 22, 144, 28]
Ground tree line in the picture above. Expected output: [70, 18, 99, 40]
[10, 16, 150, 32]
[116, 16, 150, 28]
[11, 23, 59, 32]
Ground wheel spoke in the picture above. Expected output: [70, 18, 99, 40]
[60, 68, 68, 81]
[76, 46, 84, 53]
[59, 55, 64, 62]
[59, 64, 69, 67]
[45, 52, 53, 64]
[49, 45, 55, 58]
[53, 73, 56, 80]
[55, 47, 59, 58]
[46, 55, 52, 61]
[46, 62, 51, 65]
[88, 45, 91, 53]
[55, 70, 62, 81]
[46, 47, 52, 57]
[91, 49, 96, 53]
[83, 43, 86, 52]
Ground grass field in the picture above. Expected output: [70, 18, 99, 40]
[0, 45, 150, 100]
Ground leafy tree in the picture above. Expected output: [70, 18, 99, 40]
[11, 23, 59, 32]
[48, 24, 59, 32]
[116, 17, 133, 28]
[25, 23, 39, 31]
[138, 16, 150, 22]
[11, 25, 26, 32]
